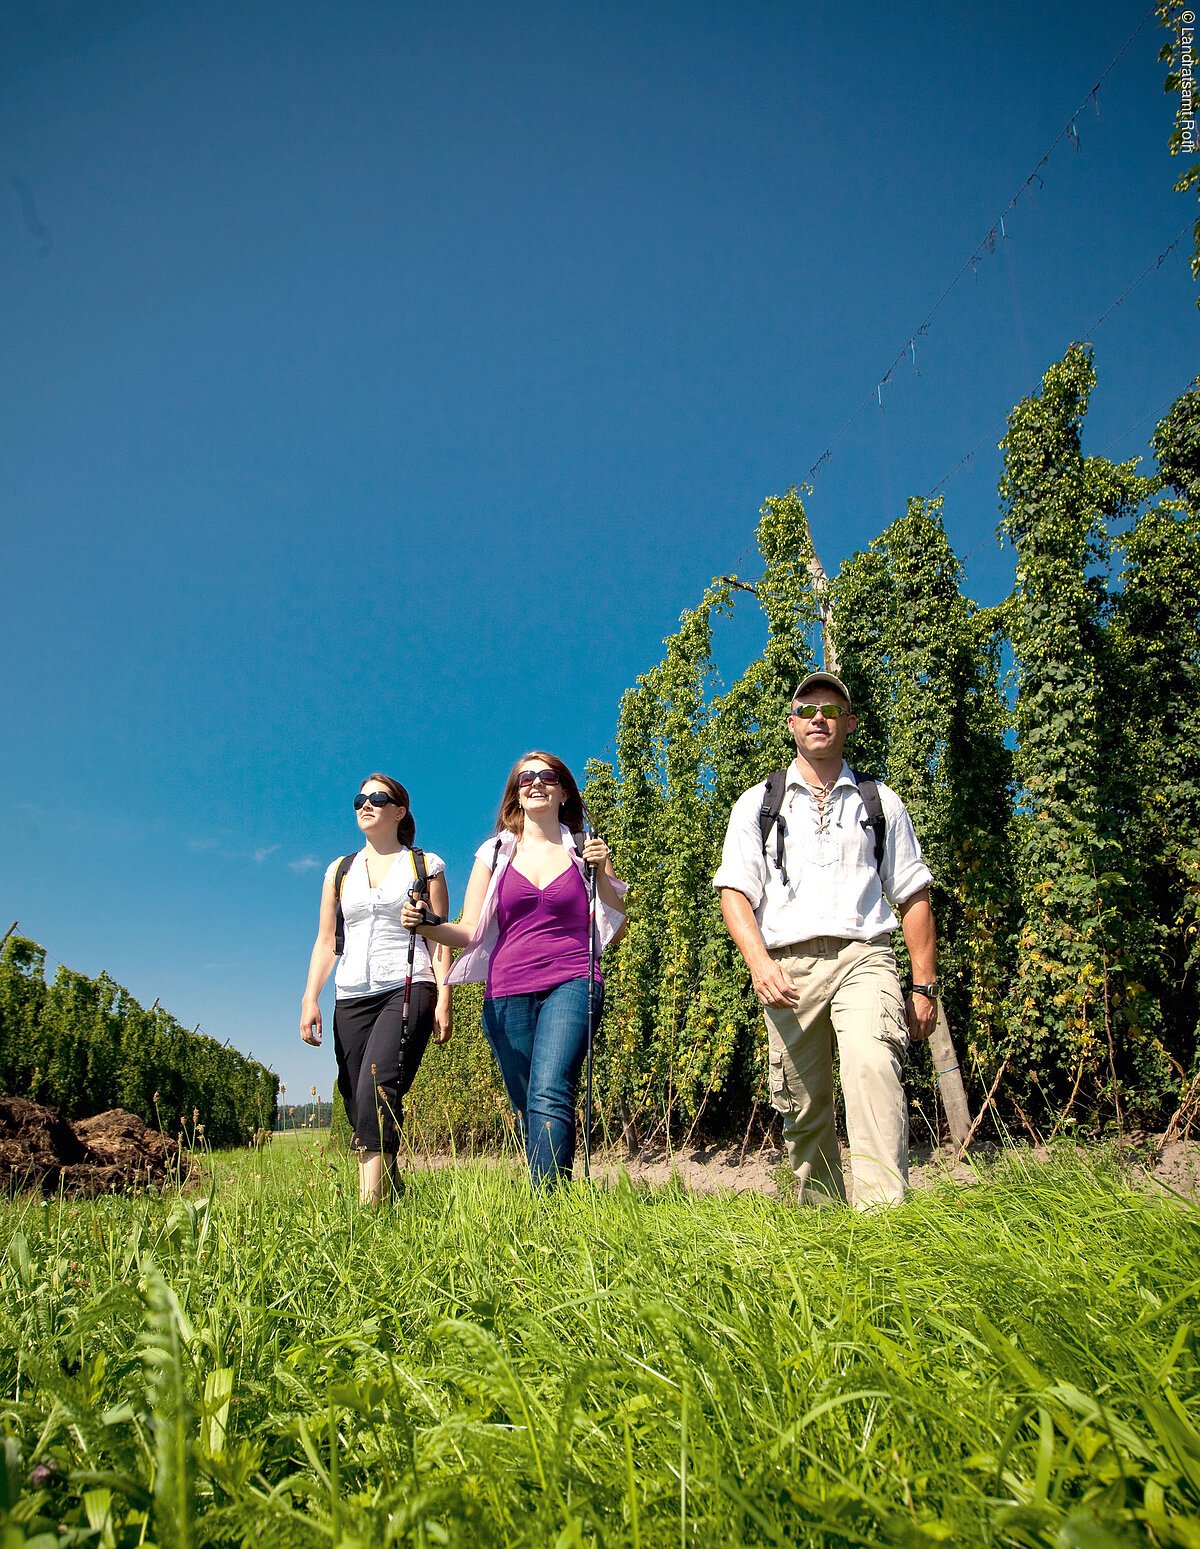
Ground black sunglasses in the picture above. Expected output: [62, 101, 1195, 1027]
[517, 768, 562, 789]
[353, 791, 399, 810]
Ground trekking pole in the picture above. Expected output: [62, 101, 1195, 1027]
[582, 809, 598, 1180]
[401, 875, 428, 1053]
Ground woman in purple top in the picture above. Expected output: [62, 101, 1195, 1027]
[403, 751, 626, 1188]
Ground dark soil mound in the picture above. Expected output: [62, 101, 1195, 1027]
[0, 1098, 183, 1197]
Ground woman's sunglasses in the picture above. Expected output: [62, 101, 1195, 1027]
[517, 768, 561, 789]
[353, 792, 399, 810]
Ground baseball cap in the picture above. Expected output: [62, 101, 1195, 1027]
[791, 671, 852, 706]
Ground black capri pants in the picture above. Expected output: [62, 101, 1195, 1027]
[332, 982, 435, 1153]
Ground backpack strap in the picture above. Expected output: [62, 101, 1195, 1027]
[757, 769, 791, 887]
[335, 848, 431, 955]
[852, 772, 886, 872]
[491, 836, 503, 872]
[332, 853, 355, 956]
[757, 768, 887, 882]
[570, 830, 586, 859]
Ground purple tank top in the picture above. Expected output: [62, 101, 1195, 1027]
[486, 859, 602, 997]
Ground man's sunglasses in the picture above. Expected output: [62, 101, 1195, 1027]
[517, 768, 561, 788]
[790, 703, 850, 721]
[353, 792, 399, 810]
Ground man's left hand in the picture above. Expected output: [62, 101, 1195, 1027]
[905, 992, 937, 1043]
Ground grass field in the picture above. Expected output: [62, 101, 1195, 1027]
[1, 1139, 1198, 1547]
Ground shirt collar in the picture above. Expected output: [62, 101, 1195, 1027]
[785, 758, 854, 792]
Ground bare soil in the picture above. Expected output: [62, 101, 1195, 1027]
[0, 1098, 184, 1197]
[580, 1134, 1200, 1202]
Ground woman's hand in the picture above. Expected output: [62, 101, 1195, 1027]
[434, 989, 453, 1045]
[300, 998, 322, 1045]
[584, 835, 626, 915]
[581, 835, 609, 870]
[300, 880, 338, 1044]
[401, 899, 429, 931]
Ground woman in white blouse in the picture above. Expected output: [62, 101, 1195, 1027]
[300, 773, 452, 1203]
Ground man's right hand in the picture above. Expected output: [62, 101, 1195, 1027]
[719, 887, 801, 1009]
[749, 958, 802, 1009]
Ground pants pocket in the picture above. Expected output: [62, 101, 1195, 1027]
[768, 1047, 797, 1115]
[878, 986, 910, 1056]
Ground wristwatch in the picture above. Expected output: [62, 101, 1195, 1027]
[910, 982, 939, 999]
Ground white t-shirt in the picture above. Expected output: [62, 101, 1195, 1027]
[712, 762, 932, 948]
[325, 847, 445, 998]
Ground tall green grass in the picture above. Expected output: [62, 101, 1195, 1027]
[1, 1143, 1197, 1546]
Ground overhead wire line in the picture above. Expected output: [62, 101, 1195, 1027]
[804, 1, 1159, 486]
[925, 220, 1193, 496]
[593, 4, 1165, 765]
[1090, 221, 1194, 331]
[705, 7, 1161, 587]
[1098, 376, 1198, 458]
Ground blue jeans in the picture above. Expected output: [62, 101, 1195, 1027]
[483, 976, 603, 1188]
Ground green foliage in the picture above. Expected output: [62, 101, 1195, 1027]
[403, 978, 511, 1150]
[429, 363, 1200, 1140]
[329, 1084, 353, 1151]
[1, 1143, 1198, 1544]
[832, 498, 1016, 1088]
[141, 1263, 197, 1549]
[1104, 383, 1200, 1097]
[0, 936, 278, 1146]
[999, 345, 1158, 1113]
[582, 489, 820, 1139]
[1155, 376, 1200, 513]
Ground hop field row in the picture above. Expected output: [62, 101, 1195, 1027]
[1, 1141, 1198, 1547]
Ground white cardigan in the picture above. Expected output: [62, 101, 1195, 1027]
[446, 826, 628, 987]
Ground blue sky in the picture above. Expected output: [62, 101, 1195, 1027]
[3, 0, 1196, 1103]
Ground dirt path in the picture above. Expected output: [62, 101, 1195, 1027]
[575, 1134, 1200, 1202]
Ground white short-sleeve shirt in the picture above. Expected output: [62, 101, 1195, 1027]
[712, 762, 932, 948]
[326, 847, 446, 998]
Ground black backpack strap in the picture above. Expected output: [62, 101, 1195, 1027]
[853, 772, 886, 872]
[410, 846, 428, 900]
[332, 853, 355, 956]
[757, 769, 790, 887]
[491, 837, 503, 871]
[571, 830, 586, 858]
[411, 848, 430, 904]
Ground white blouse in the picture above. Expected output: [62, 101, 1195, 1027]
[324, 847, 446, 999]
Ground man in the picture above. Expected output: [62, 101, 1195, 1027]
[713, 671, 937, 1207]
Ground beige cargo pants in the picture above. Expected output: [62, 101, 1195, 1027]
[763, 935, 910, 1208]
